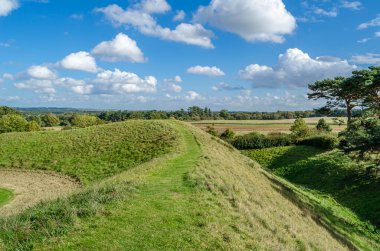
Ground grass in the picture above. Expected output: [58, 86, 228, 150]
[244, 146, 380, 250]
[0, 122, 353, 250]
[0, 120, 178, 184]
[0, 188, 13, 207]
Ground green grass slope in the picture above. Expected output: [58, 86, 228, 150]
[244, 146, 380, 250]
[0, 121, 178, 184]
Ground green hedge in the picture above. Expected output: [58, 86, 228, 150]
[297, 134, 338, 150]
[232, 132, 293, 150]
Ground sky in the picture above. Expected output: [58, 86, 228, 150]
[0, 0, 379, 111]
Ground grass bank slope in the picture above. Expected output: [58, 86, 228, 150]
[244, 146, 380, 250]
[1, 122, 349, 251]
[0, 120, 178, 184]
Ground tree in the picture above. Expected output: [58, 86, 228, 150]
[70, 114, 103, 128]
[0, 106, 20, 117]
[26, 121, 41, 132]
[220, 128, 235, 140]
[316, 118, 332, 132]
[0, 114, 28, 133]
[41, 113, 60, 127]
[219, 109, 230, 120]
[290, 118, 310, 138]
[332, 117, 345, 127]
[308, 76, 363, 125]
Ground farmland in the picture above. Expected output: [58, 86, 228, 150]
[0, 120, 371, 250]
[191, 117, 346, 135]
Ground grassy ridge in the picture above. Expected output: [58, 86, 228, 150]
[0, 189, 13, 207]
[0, 121, 179, 184]
[244, 146, 380, 250]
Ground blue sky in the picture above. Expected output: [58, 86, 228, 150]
[0, 0, 379, 111]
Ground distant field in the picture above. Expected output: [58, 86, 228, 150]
[191, 117, 346, 134]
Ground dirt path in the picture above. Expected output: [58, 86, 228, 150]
[0, 170, 79, 217]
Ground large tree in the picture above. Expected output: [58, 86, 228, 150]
[308, 76, 364, 125]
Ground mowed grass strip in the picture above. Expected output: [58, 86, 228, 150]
[0, 120, 179, 184]
[0, 188, 13, 207]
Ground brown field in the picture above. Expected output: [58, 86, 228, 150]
[0, 170, 79, 217]
[191, 117, 346, 135]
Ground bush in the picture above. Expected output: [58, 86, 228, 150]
[206, 125, 219, 137]
[70, 114, 104, 128]
[297, 134, 338, 150]
[42, 113, 60, 127]
[26, 121, 41, 132]
[220, 128, 235, 140]
[290, 118, 310, 138]
[232, 132, 293, 150]
[0, 114, 28, 133]
[316, 118, 332, 132]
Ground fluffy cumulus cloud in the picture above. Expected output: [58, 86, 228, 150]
[95, 2, 214, 48]
[173, 10, 185, 21]
[185, 91, 204, 101]
[55, 77, 93, 95]
[15, 79, 56, 94]
[239, 48, 357, 88]
[187, 66, 225, 76]
[351, 53, 380, 65]
[194, 0, 296, 43]
[92, 33, 145, 63]
[163, 76, 182, 93]
[94, 69, 157, 94]
[27, 65, 57, 79]
[358, 15, 380, 30]
[60, 51, 98, 73]
[0, 0, 19, 16]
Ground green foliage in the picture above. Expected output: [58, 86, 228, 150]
[290, 118, 310, 138]
[41, 113, 60, 127]
[25, 121, 41, 132]
[70, 114, 104, 128]
[220, 128, 235, 140]
[0, 107, 20, 118]
[0, 114, 28, 133]
[333, 117, 346, 127]
[232, 132, 293, 149]
[340, 116, 380, 153]
[244, 146, 380, 240]
[316, 118, 332, 132]
[297, 134, 338, 150]
[206, 125, 219, 137]
[0, 121, 179, 184]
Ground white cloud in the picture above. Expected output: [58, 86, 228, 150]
[314, 7, 338, 17]
[357, 37, 370, 43]
[27, 65, 57, 79]
[92, 33, 145, 63]
[140, 0, 170, 14]
[351, 53, 380, 65]
[375, 32, 380, 37]
[239, 48, 357, 88]
[341, 1, 362, 10]
[187, 66, 225, 76]
[60, 51, 98, 73]
[54, 77, 93, 95]
[95, 3, 214, 48]
[212, 82, 244, 91]
[185, 91, 204, 101]
[358, 15, 380, 30]
[194, 0, 296, 43]
[173, 10, 185, 21]
[0, 0, 19, 16]
[94, 69, 157, 94]
[15, 79, 56, 94]
[163, 76, 182, 92]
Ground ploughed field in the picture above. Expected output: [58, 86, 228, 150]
[191, 117, 346, 135]
[0, 120, 376, 250]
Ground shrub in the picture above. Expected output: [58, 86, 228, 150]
[42, 113, 60, 127]
[232, 132, 293, 150]
[220, 128, 235, 141]
[0, 114, 28, 133]
[290, 118, 310, 138]
[266, 132, 293, 146]
[297, 134, 338, 150]
[316, 118, 332, 132]
[206, 125, 219, 137]
[26, 121, 41, 132]
[70, 114, 104, 128]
